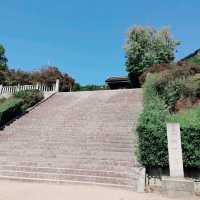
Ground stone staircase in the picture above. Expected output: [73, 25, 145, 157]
[0, 89, 145, 191]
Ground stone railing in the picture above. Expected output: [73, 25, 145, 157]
[0, 79, 60, 95]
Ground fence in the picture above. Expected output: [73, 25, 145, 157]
[0, 79, 60, 95]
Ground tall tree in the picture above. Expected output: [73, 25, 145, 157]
[0, 44, 8, 71]
[31, 66, 75, 92]
[124, 26, 180, 87]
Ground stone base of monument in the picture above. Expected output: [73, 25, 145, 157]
[161, 176, 194, 198]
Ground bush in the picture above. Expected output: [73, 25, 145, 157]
[14, 90, 44, 111]
[169, 108, 200, 167]
[184, 74, 200, 98]
[159, 78, 187, 111]
[0, 98, 23, 126]
[139, 63, 174, 84]
[0, 67, 75, 91]
[137, 74, 200, 168]
[155, 62, 200, 93]
[141, 62, 200, 111]
[73, 84, 108, 91]
[137, 75, 169, 167]
[30, 67, 74, 92]
[0, 98, 6, 104]
[0, 90, 44, 127]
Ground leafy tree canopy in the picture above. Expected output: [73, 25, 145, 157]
[124, 26, 180, 87]
[72, 83, 108, 91]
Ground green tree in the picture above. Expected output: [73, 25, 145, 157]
[124, 26, 179, 87]
[72, 83, 81, 91]
[0, 44, 8, 71]
[31, 66, 75, 92]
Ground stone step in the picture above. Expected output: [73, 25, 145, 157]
[1, 129, 135, 134]
[0, 140, 136, 145]
[0, 175, 136, 190]
[0, 170, 137, 186]
[0, 149, 134, 154]
[0, 165, 141, 178]
[0, 141, 135, 147]
[0, 136, 136, 143]
[0, 150, 134, 156]
[0, 160, 140, 170]
[0, 144, 135, 151]
[0, 89, 144, 191]
[0, 155, 136, 164]
[0, 147, 135, 152]
[3, 133, 135, 138]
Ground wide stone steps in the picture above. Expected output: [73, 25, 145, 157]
[0, 138, 136, 145]
[0, 149, 134, 155]
[0, 89, 144, 191]
[0, 164, 144, 190]
[0, 175, 136, 190]
[0, 165, 141, 177]
[0, 154, 135, 162]
[0, 160, 139, 172]
[0, 141, 135, 148]
[0, 170, 135, 186]
[0, 141, 135, 147]
[0, 135, 136, 141]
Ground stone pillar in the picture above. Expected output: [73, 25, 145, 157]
[55, 79, 60, 92]
[0, 85, 2, 94]
[17, 84, 20, 92]
[167, 123, 184, 177]
[36, 83, 39, 90]
[161, 123, 194, 198]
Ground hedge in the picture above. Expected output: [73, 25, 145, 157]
[137, 75, 169, 167]
[137, 74, 200, 168]
[14, 90, 44, 111]
[0, 98, 23, 126]
[0, 90, 44, 127]
[169, 108, 200, 168]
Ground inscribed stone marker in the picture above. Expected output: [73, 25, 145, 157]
[166, 123, 184, 177]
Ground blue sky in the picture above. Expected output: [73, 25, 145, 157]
[0, 0, 199, 85]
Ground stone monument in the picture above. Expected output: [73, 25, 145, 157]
[161, 123, 194, 198]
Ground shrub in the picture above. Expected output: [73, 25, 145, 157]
[0, 90, 44, 127]
[155, 62, 200, 93]
[0, 67, 75, 91]
[159, 78, 187, 111]
[184, 74, 200, 98]
[169, 108, 200, 168]
[137, 75, 169, 167]
[155, 75, 200, 111]
[14, 90, 44, 111]
[73, 84, 108, 91]
[143, 62, 200, 111]
[184, 54, 200, 65]
[139, 63, 174, 84]
[0, 98, 23, 126]
[30, 67, 74, 92]
[137, 74, 200, 168]
[0, 98, 6, 104]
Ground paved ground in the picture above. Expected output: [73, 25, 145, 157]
[0, 180, 197, 200]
